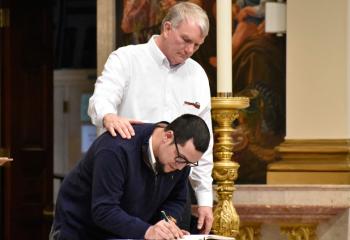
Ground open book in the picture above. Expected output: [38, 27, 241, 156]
[181, 234, 235, 240]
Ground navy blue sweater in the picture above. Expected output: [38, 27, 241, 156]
[53, 123, 190, 239]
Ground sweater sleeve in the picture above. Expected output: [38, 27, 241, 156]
[160, 168, 190, 222]
[90, 149, 150, 239]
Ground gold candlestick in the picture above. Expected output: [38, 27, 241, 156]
[211, 96, 249, 237]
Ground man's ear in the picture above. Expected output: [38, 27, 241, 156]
[163, 130, 174, 142]
[163, 21, 172, 37]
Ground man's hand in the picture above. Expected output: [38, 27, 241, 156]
[103, 113, 143, 138]
[144, 219, 187, 240]
[237, 6, 257, 22]
[197, 206, 213, 234]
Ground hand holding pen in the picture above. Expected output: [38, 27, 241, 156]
[161, 211, 190, 238]
[144, 211, 188, 240]
[160, 211, 172, 223]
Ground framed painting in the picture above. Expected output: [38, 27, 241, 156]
[114, 0, 286, 184]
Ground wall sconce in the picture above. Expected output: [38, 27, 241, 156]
[265, 1, 286, 36]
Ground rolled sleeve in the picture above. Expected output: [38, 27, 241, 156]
[189, 97, 214, 207]
[88, 49, 131, 130]
[189, 142, 214, 207]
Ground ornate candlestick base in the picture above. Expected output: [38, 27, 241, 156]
[211, 96, 249, 237]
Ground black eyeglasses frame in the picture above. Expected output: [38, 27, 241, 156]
[173, 137, 199, 167]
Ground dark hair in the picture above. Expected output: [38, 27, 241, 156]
[165, 114, 210, 153]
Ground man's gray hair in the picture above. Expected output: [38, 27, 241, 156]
[161, 2, 209, 37]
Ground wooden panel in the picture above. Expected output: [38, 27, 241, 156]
[1, 0, 53, 239]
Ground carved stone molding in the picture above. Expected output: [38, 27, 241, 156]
[281, 224, 317, 240]
[235, 204, 348, 223]
[232, 185, 350, 240]
[238, 224, 261, 240]
[268, 139, 350, 184]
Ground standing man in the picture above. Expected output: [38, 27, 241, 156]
[50, 114, 211, 240]
[88, 2, 213, 233]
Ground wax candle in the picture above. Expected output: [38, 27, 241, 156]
[216, 0, 232, 93]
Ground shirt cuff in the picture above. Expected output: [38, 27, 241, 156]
[195, 191, 213, 207]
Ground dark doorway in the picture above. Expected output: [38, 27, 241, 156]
[53, 0, 96, 69]
[0, 0, 53, 239]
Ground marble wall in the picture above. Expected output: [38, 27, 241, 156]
[230, 185, 350, 240]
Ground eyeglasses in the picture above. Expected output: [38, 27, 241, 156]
[173, 137, 199, 167]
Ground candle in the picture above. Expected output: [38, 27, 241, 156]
[216, 0, 232, 93]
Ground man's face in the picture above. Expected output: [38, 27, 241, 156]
[163, 20, 206, 65]
[156, 133, 203, 173]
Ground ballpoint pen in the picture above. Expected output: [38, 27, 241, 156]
[160, 210, 170, 222]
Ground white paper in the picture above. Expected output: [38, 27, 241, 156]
[181, 234, 235, 240]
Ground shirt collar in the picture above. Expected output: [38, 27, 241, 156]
[148, 135, 157, 172]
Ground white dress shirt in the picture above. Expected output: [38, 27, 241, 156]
[88, 35, 213, 207]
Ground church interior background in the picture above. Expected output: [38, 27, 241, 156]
[1, 0, 350, 239]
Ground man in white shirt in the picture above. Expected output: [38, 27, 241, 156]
[88, 2, 213, 234]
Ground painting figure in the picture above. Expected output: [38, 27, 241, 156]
[120, 0, 204, 44]
[116, 0, 286, 184]
[206, 0, 285, 183]
[232, 0, 266, 52]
